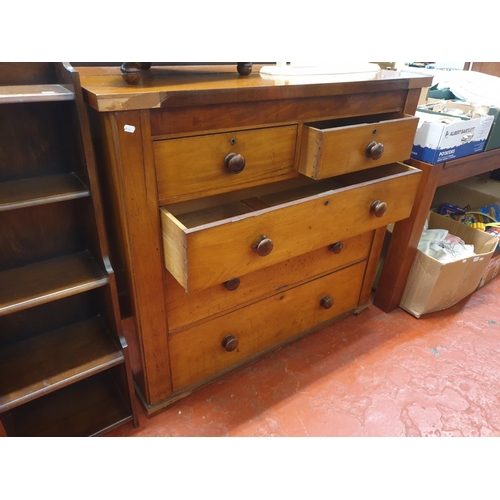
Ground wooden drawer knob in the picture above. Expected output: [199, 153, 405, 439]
[253, 235, 274, 256]
[222, 277, 240, 291]
[320, 295, 334, 309]
[328, 241, 344, 254]
[224, 153, 246, 174]
[370, 200, 388, 218]
[222, 335, 239, 352]
[366, 141, 384, 160]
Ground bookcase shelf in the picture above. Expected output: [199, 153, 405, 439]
[0, 251, 109, 316]
[0, 173, 90, 211]
[0, 316, 124, 412]
[0, 84, 74, 104]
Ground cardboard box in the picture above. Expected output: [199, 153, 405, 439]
[400, 212, 498, 318]
[479, 253, 500, 288]
[411, 103, 494, 164]
[433, 176, 500, 288]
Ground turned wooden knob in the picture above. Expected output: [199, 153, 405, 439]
[370, 200, 388, 218]
[366, 141, 385, 160]
[237, 63, 253, 76]
[224, 153, 246, 174]
[320, 295, 334, 309]
[328, 241, 344, 254]
[222, 277, 240, 291]
[222, 335, 239, 352]
[253, 235, 274, 256]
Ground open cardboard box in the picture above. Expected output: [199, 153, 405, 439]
[433, 175, 500, 288]
[411, 101, 494, 164]
[400, 211, 498, 318]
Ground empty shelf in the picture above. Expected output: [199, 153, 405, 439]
[0, 84, 74, 104]
[0, 173, 90, 211]
[0, 251, 109, 316]
[3, 370, 133, 437]
[0, 316, 124, 412]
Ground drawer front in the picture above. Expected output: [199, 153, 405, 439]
[165, 231, 373, 332]
[161, 163, 421, 292]
[154, 125, 297, 203]
[168, 261, 366, 391]
[299, 115, 419, 179]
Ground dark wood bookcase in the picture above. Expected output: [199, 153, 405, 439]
[0, 63, 138, 436]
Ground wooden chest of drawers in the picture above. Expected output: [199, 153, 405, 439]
[80, 65, 432, 412]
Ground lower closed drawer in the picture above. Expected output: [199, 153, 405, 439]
[168, 260, 366, 391]
[165, 231, 373, 332]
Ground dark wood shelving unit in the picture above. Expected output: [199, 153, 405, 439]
[0, 63, 138, 436]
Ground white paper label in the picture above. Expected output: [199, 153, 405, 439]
[124, 124, 135, 133]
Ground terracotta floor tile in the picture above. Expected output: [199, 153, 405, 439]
[105, 277, 500, 438]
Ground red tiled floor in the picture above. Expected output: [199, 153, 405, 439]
[105, 277, 500, 437]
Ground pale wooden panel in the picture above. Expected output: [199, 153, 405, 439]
[169, 261, 366, 391]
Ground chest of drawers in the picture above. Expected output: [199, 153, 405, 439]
[80, 65, 432, 412]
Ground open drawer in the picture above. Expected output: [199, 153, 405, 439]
[298, 113, 419, 179]
[160, 162, 422, 292]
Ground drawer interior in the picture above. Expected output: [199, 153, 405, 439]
[304, 111, 408, 131]
[168, 162, 417, 229]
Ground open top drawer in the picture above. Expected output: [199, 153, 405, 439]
[298, 113, 419, 179]
[160, 162, 422, 292]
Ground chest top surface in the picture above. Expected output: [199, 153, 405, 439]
[77, 65, 433, 113]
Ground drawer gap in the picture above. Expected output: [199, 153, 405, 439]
[305, 111, 406, 130]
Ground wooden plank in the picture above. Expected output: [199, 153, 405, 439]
[437, 149, 500, 187]
[0, 84, 74, 104]
[78, 67, 432, 112]
[0, 251, 109, 316]
[108, 111, 173, 405]
[0, 316, 124, 412]
[0, 173, 89, 211]
[5, 370, 133, 437]
[150, 91, 408, 137]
